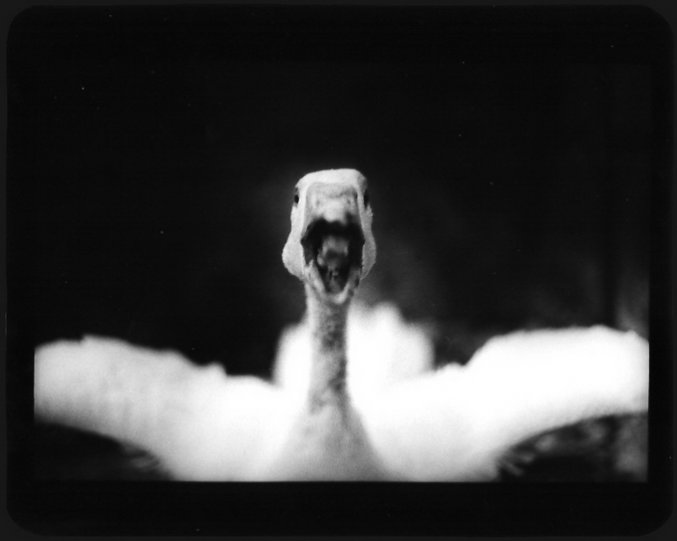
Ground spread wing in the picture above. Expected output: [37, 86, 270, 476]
[358, 326, 649, 481]
[35, 337, 297, 480]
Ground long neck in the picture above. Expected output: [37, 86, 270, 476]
[305, 285, 350, 411]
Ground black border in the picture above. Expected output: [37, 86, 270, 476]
[3, 2, 675, 537]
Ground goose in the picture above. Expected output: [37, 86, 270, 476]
[34, 168, 649, 481]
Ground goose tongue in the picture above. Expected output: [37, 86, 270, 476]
[316, 235, 351, 294]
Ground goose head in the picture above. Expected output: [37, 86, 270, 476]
[282, 169, 376, 305]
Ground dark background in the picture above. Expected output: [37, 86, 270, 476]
[8, 6, 660, 376]
[5, 4, 673, 533]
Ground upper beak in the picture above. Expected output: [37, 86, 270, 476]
[301, 183, 361, 235]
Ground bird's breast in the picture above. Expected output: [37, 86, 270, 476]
[263, 402, 390, 481]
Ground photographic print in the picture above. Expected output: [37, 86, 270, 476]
[6, 3, 671, 536]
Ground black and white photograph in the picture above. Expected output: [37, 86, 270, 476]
[5, 3, 672, 536]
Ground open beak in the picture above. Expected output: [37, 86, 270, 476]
[300, 191, 365, 302]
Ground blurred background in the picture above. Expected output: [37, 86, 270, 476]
[8, 5, 666, 481]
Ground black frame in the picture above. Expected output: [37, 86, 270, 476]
[4, 3, 673, 536]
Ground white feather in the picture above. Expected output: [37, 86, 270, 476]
[35, 337, 299, 480]
[357, 326, 648, 480]
[273, 301, 434, 408]
[34, 325, 648, 480]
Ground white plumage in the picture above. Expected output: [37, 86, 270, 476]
[273, 301, 434, 409]
[34, 169, 649, 481]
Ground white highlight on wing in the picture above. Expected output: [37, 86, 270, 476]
[35, 337, 298, 480]
[357, 326, 649, 481]
[34, 320, 648, 481]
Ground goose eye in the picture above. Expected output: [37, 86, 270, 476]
[363, 190, 370, 208]
[293, 190, 299, 205]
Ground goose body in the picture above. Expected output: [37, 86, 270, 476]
[34, 169, 649, 481]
